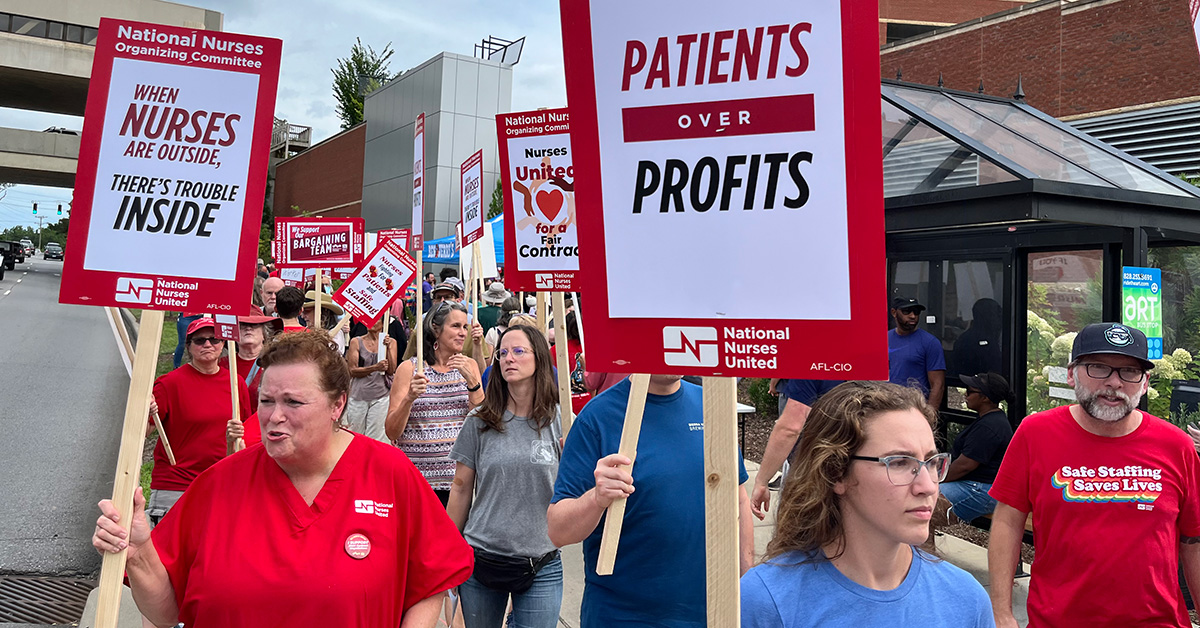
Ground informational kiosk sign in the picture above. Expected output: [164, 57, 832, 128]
[460, 150, 485, 247]
[497, 107, 579, 292]
[272, 217, 365, 268]
[1123, 266, 1164, 359]
[412, 113, 426, 250]
[560, 0, 887, 378]
[332, 239, 418, 327]
[59, 19, 281, 314]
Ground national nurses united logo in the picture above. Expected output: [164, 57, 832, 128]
[1104, 324, 1134, 347]
[1051, 465, 1164, 505]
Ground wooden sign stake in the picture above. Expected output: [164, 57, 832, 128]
[313, 268, 323, 330]
[149, 409, 175, 466]
[378, 310, 391, 358]
[107, 307, 175, 464]
[570, 291, 586, 356]
[596, 372, 650, 575]
[536, 292, 547, 333]
[703, 377, 740, 627]
[94, 309, 166, 628]
[552, 292, 574, 437]
[415, 248, 424, 372]
[229, 343, 245, 454]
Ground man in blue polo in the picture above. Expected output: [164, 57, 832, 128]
[889, 297, 946, 409]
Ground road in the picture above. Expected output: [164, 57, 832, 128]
[0, 255, 129, 576]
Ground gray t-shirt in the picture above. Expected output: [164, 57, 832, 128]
[448, 407, 561, 558]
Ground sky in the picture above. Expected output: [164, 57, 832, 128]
[0, 0, 568, 231]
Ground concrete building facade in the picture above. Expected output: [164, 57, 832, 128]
[0, 0, 221, 188]
[360, 52, 513, 242]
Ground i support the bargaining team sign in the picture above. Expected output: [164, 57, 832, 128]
[560, 0, 887, 378]
[60, 19, 281, 314]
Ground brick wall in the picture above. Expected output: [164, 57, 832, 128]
[273, 124, 365, 219]
[879, 0, 1033, 45]
[880, 0, 1200, 117]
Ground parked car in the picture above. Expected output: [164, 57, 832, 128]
[43, 243, 64, 261]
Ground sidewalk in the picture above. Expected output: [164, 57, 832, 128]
[556, 460, 1030, 627]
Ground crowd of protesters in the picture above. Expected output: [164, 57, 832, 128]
[93, 258, 1200, 628]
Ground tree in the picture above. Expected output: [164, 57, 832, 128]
[331, 38, 396, 130]
[487, 180, 504, 219]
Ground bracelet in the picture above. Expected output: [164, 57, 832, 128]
[466, 382, 481, 392]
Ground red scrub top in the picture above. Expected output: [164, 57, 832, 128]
[151, 434, 473, 626]
[150, 364, 252, 491]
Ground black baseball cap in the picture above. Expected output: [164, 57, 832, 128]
[1070, 323, 1154, 371]
[891, 297, 925, 312]
[960, 372, 1012, 405]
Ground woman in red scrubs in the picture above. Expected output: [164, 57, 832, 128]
[145, 317, 252, 526]
[94, 331, 473, 627]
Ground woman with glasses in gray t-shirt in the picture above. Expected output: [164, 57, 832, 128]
[448, 323, 563, 628]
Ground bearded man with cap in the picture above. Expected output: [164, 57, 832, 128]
[888, 296, 946, 409]
[988, 323, 1200, 628]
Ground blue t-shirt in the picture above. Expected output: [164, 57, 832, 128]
[741, 548, 994, 628]
[780, 379, 843, 406]
[887, 328, 945, 393]
[552, 378, 749, 628]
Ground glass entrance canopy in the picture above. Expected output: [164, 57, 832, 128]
[882, 80, 1198, 199]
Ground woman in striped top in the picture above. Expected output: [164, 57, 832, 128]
[387, 301, 484, 505]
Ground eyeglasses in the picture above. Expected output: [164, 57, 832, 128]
[190, 336, 223, 346]
[851, 452, 951, 486]
[1079, 362, 1145, 383]
[497, 347, 532, 360]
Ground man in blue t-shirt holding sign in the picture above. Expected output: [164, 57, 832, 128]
[888, 297, 946, 409]
[548, 375, 753, 627]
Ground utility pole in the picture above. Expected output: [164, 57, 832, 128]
[34, 216, 45, 250]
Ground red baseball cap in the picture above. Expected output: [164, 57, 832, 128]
[185, 317, 216, 338]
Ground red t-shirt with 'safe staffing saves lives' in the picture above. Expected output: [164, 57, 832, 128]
[150, 365, 252, 491]
[151, 434, 473, 627]
[990, 405, 1200, 627]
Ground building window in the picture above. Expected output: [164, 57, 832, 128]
[11, 15, 47, 38]
[0, 12, 96, 46]
[885, 22, 941, 44]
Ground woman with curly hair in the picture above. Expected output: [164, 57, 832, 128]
[741, 381, 993, 627]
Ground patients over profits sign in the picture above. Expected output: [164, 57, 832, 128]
[60, 19, 281, 313]
[560, 0, 887, 378]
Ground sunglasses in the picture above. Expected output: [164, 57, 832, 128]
[190, 336, 223, 346]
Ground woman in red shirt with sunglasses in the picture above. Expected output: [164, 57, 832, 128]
[144, 317, 252, 526]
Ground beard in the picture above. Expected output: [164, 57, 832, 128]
[1077, 387, 1142, 422]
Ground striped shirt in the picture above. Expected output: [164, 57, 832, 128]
[394, 357, 471, 491]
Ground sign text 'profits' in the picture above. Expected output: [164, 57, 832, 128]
[620, 23, 818, 217]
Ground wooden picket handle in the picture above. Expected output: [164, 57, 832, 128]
[415, 249, 424, 372]
[150, 409, 175, 466]
[596, 372, 650, 575]
[536, 292, 547, 333]
[95, 310, 166, 628]
[552, 292, 574, 437]
[703, 377, 741, 627]
[570, 292, 586, 357]
[313, 269, 323, 330]
[229, 347, 245, 454]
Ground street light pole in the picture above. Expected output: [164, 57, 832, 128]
[35, 216, 45, 251]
